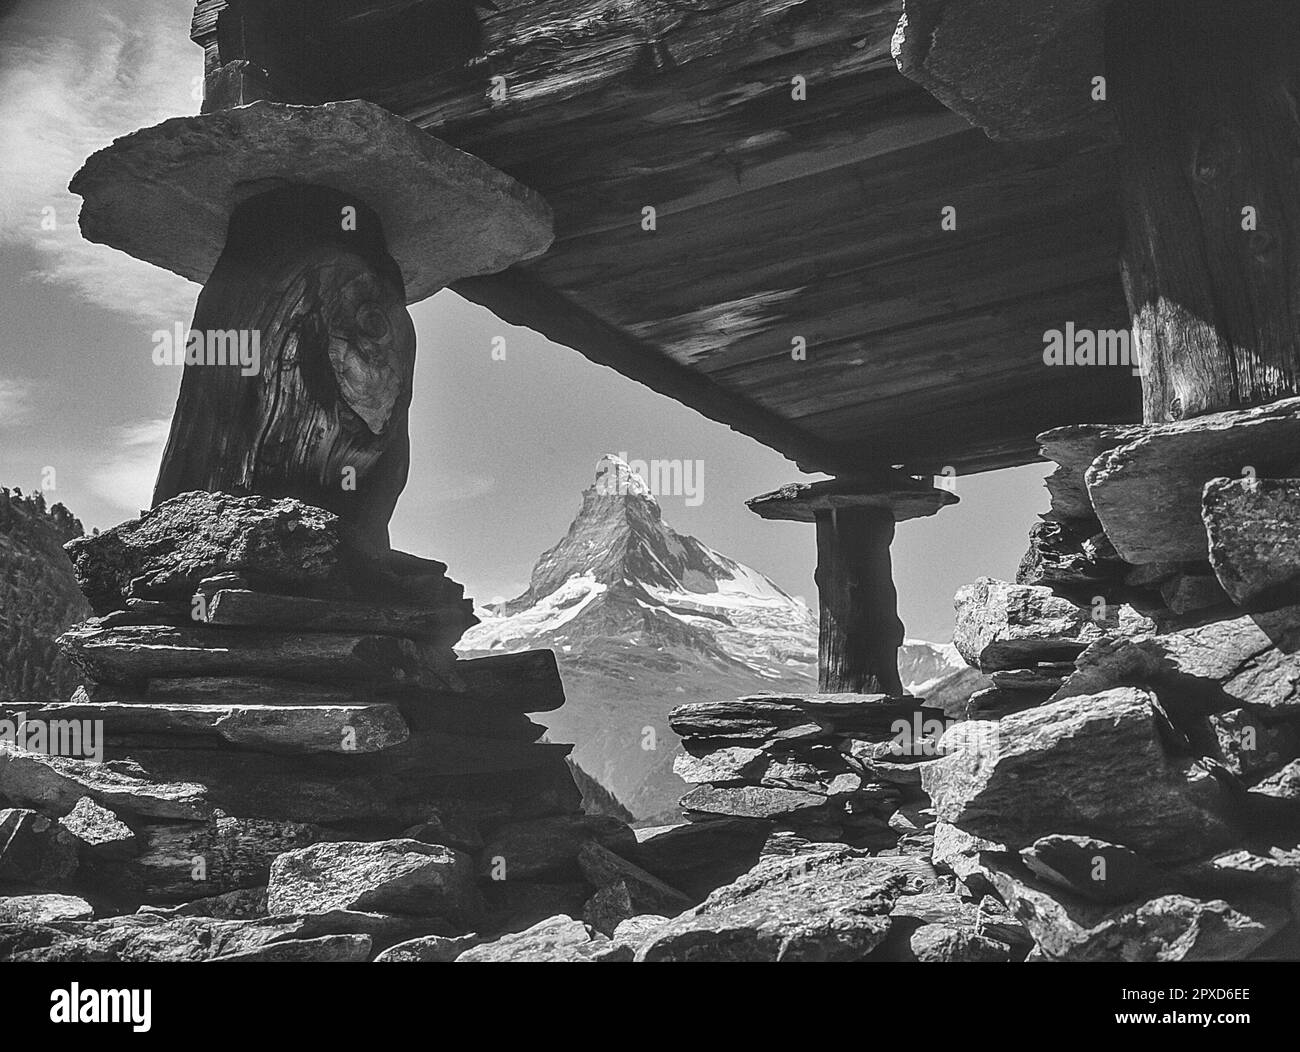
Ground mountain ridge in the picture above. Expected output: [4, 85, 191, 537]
[459, 455, 980, 820]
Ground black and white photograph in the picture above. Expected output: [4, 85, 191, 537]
[0, 0, 1296, 1027]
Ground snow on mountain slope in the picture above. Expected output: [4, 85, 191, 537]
[460, 455, 819, 679]
[458, 455, 977, 819]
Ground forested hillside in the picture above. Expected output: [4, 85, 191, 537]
[0, 487, 90, 701]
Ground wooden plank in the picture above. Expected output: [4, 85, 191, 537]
[191, 0, 1140, 478]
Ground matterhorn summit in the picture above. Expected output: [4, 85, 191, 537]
[462, 454, 817, 674]
[460, 456, 972, 820]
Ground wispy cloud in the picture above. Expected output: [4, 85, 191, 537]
[85, 416, 171, 515]
[0, 0, 202, 325]
[0, 378, 33, 428]
[426, 471, 498, 503]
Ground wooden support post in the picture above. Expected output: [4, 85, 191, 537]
[70, 99, 551, 557]
[153, 185, 415, 553]
[814, 507, 905, 695]
[1108, 0, 1300, 423]
[748, 475, 955, 695]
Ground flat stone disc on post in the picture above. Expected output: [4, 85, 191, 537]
[747, 475, 955, 696]
[746, 476, 957, 523]
[69, 99, 554, 304]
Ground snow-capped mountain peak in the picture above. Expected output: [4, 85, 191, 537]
[593, 453, 656, 504]
[456, 457, 982, 821]
[460, 457, 817, 677]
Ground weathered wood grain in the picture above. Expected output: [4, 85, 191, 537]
[815, 507, 904, 695]
[1109, 0, 1300, 423]
[152, 186, 415, 553]
[192, 0, 1138, 475]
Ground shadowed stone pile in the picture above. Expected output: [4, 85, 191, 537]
[928, 401, 1300, 961]
[0, 491, 671, 960]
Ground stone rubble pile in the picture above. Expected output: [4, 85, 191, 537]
[927, 397, 1300, 960]
[666, 692, 945, 855]
[8, 396, 1300, 962]
[0, 491, 675, 960]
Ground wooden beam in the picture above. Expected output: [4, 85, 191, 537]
[452, 267, 864, 475]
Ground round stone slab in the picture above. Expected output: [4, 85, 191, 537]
[69, 100, 554, 305]
[747, 477, 957, 523]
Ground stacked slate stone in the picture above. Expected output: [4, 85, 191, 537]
[0, 489, 653, 961]
[928, 395, 1300, 961]
[667, 692, 946, 857]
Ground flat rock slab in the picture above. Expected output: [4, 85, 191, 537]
[954, 577, 1154, 670]
[204, 588, 475, 642]
[577, 841, 693, 922]
[1174, 849, 1300, 895]
[65, 491, 354, 614]
[1084, 396, 1300, 563]
[1054, 605, 1300, 717]
[746, 476, 956, 523]
[1038, 422, 1149, 521]
[672, 745, 766, 785]
[1020, 834, 1163, 905]
[50, 736, 574, 826]
[892, 0, 1115, 143]
[1, 909, 449, 963]
[70, 99, 554, 304]
[456, 915, 612, 963]
[0, 894, 94, 925]
[423, 650, 568, 714]
[670, 693, 940, 743]
[905, 923, 1015, 962]
[81, 677, 366, 706]
[267, 839, 478, 924]
[635, 847, 913, 962]
[211, 933, 373, 962]
[60, 797, 137, 860]
[478, 814, 636, 882]
[373, 932, 481, 963]
[631, 820, 769, 901]
[679, 784, 830, 821]
[922, 688, 1237, 860]
[59, 624, 427, 687]
[989, 667, 1066, 691]
[1248, 759, 1300, 802]
[0, 745, 210, 820]
[0, 701, 408, 755]
[1203, 477, 1300, 604]
[669, 699, 829, 742]
[139, 886, 268, 921]
[981, 858, 1287, 962]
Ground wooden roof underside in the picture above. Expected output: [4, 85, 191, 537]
[193, 0, 1142, 476]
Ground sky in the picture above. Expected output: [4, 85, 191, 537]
[0, 0, 1052, 643]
